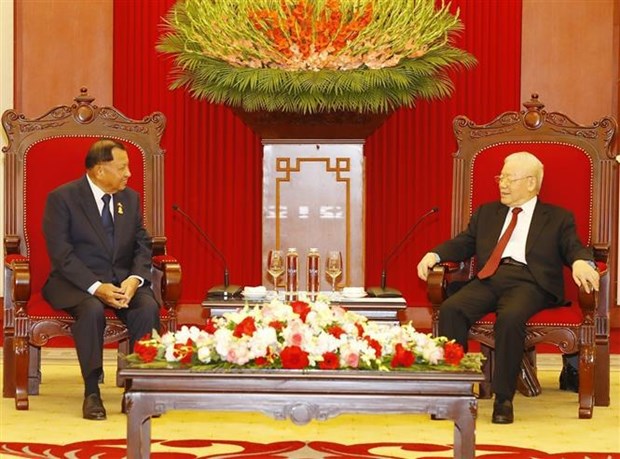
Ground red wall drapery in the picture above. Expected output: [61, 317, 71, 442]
[113, 0, 522, 307]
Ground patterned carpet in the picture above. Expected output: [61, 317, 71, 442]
[1, 350, 619, 458]
[2, 438, 620, 458]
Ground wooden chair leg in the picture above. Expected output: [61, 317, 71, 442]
[478, 345, 542, 398]
[478, 345, 493, 398]
[594, 341, 610, 407]
[2, 335, 16, 398]
[517, 353, 541, 397]
[28, 345, 42, 395]
[578, 346, 596, 419]
[14, 337, 30, 410]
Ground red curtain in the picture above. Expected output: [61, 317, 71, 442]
[113, 0, 522, 307]
[365, 0, 523, 305]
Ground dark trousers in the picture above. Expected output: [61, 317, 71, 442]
[67, 287, 160, 381]
[438, 264, 551, 400]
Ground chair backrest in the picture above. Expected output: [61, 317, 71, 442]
[2, 88, 167, 315]
[450, 94, 618, 300]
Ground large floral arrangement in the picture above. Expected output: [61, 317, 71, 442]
[157, 0, 476, 114]
[127, 298, 483, 372]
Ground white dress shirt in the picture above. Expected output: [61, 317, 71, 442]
[499, 196, 538, 264]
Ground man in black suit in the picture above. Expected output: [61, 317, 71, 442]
[42, 139, 160, 420]
[416, 151, 599, 424]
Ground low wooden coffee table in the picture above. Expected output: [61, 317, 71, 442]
[121, 367, 484, 459]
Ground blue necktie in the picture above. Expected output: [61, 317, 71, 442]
[101, 194, 114, 246]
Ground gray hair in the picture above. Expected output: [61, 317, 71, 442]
[504, 151, 544, 191]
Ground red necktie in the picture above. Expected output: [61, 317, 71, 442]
[477, 207, 523, 279]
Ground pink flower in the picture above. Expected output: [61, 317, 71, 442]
[341, 350, 360, 369]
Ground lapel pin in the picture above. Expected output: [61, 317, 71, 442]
[117, 202, 124, 215]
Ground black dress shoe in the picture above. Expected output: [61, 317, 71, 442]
[83, 393, 107, 420]
[492, 399, 514, 424]
[559, 365, 579, 392]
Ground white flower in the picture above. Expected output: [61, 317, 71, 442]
[172, 325, 201, 345]
[197, 345, 214, 364]
[130, 298, 477, 371]
[421, 341, 444, 365]
[247, 325, 279, 359]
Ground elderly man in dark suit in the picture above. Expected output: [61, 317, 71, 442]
[416, 151, 599, 424]
[42, 139, 160, 420]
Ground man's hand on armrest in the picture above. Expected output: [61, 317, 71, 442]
[417, 252, 440, 281]
[571, 259, 600, 294]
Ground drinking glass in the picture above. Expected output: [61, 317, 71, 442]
[325, 250, 342, 294]
[267, 250, 285, 293]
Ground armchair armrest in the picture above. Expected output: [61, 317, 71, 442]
[427, 261, 468, 305]
[427, 265, 447, 306]
[4, 254, 31, 305]
[150, 235, 182, 313]
[151, 255, 182, 311]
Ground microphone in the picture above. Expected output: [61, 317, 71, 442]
[172, 204, 241, 299]
[367, 207, 439, 298]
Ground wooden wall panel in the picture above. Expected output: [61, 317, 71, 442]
[14, 0, 113, 116]
[521, 0, 618, 126]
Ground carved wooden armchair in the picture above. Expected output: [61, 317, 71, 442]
[427, 94, 617, 419]
[2, 88, 181, 410]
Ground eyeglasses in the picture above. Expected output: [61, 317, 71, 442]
[494, 175, 532, 185]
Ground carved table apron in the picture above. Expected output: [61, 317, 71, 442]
[120, 368, 484, 459]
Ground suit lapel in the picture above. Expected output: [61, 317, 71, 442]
[526, 200, 548, 254]
[489, 204, 509, 242]
[112, 191, 129, 253]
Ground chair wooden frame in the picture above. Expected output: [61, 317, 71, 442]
[426, 94, 617, 419]
[2, 88, 181, 410]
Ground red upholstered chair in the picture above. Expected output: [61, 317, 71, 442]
[2, 88, 181, 410]
[426, 94, 617, 419]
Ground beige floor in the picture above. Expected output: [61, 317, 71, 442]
[1, 350, 619, 457]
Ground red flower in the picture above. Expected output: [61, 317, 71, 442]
[134, 341, 158, 363]
[443, 341, 465, 366]
[365, 337, 382, 358]
[173, 342, 194, 364]
[255, 348, 274, 366]
[291, 300, 311, 322]
[319, 352, 340, 369]
[280, 345, 309, 369]
[268, 320, 285, 331]
[203, 318, 218, 334]
[390, 343, 414, 368]
[355, 323, 365, 337]
[248, 0, 373, 61]
[233, 316, 257, 338]
[327, 324, 345, 338]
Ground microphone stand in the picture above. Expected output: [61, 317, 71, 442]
[172, 204, 241, 299]
[367, 207, 439, 298]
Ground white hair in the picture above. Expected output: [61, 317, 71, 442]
[504, 151, 544, 191]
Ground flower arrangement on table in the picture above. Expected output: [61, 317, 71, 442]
[157, 0, 476, 114]
[127, 297, 483, 372]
